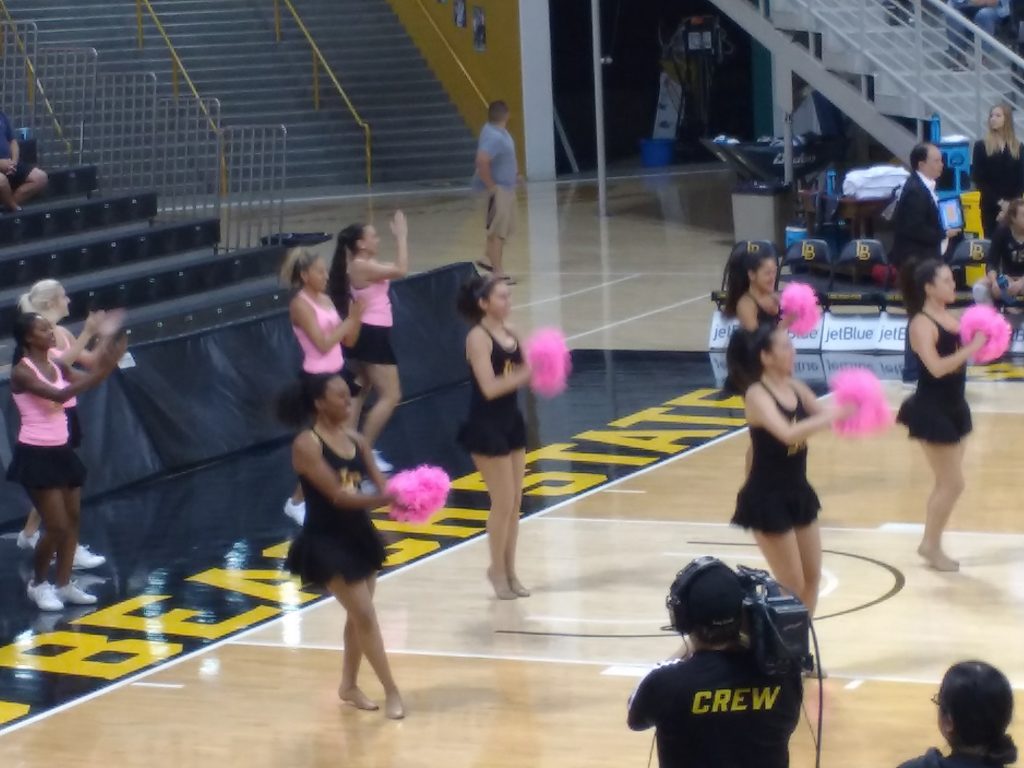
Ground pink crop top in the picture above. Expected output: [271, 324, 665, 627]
[292, 290, 345, 374]
[351, 279, 392, 327]
[12, 357, 70, 447]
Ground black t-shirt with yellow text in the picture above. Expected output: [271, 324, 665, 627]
[627, 650, 803, 768]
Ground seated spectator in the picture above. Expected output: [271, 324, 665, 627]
[972, 197, 1024, 305]
[898, 660, 1017, 768]
[0, 109, 48, 212]
[946, 0, 1011, 65]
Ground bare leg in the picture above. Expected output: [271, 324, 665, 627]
[327, 575, 403, 719]
[472, 453, 517, 599]
[29, 489, 68, 585]
[55, 488, 81, 587]
[917, 441, 966, 571]
[752, 524, 821, 615]
[339, 574, 379, 710]
[13, 168, 48, 205]
[359, 363, 401, 449]
[505, 449, 529, 596]
[21, 507, 42, 538]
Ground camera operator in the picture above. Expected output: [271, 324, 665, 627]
[627, 557, 804, 768]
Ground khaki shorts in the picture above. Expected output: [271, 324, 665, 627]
[485, 186, 516, 240]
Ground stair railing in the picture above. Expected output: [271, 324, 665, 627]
[273, 0, 372, 187]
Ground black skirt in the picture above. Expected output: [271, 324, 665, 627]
[6, 442, 87, 490]
[345, 323, 397, 366]
[897, 395, 972, 444]
[458, 409, 527, 457]
[300, 365, 362, 399]
[732, 482, 821, 534]
[285, 526, 386, 586]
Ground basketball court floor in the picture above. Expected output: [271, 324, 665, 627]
[1, 170, 1023, 767]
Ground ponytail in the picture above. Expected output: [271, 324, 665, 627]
[457, 274, 500, 322]
[901, 258, 943, 316]
[937, 660, 1015, 766]
[329, 223, 365, 318]
[18, 279, 63, 317]
[276, 373, 335, 428]
[724, 251, 774, 318]
[279, 247, 319, 290]
[724, 324, 776, 394]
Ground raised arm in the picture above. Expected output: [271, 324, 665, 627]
[745, 383, 838, 445]
[290, 294, 362, 353]
[909, 315, 984, 378]
[349, 211, 409, 283]
[12, 335, 124, 402]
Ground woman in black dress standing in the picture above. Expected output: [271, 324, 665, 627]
[897, 260, 986, 572]
[726, 324, 850, 617]
[279, 373, 404, 719]
[972, 102, 1024, 237]
[723, 248, 786, 331]
[456, 274, 532, 600]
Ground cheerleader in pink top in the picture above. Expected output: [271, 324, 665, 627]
[329, 211, 409, 472]
[281, 248, 364, 524]
[14, 279, 108, 569]
[7, 312, 124, 611]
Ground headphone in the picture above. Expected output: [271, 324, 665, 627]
[666, 556, 737, 634]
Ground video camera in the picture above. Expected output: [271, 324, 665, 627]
[736, 565, 811, 677]
[667, 557, 810, 677]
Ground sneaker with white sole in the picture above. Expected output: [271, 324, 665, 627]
[17, 530, 39, 550]
[27, 581, 64, 612]
[283, 499, 306, 526]
[56, 581, 98, 606]
[73, 545, 106, 570]
[372, 450, 393, 473]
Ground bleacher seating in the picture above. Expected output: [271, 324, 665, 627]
[0, 166, 286, 369]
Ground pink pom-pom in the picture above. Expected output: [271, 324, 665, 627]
[829, 367, 893, 437]
[524, 327, 572, 397]
[959, 304, 1011, 364]
[386, 466, 451, 523]
[780, 283, 822, 336]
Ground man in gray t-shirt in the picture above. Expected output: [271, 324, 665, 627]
[474, 100, 518, 281]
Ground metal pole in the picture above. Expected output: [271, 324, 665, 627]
[590, 0, 607, 218]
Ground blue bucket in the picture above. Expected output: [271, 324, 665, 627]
[640, 138, 675, 168]
[785, 226, 807, 249]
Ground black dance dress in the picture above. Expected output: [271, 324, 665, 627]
[755, 297, 781, 327]
[457, 327, 527, 457]
[897, 314, 972, 444]
[285, 432, 386, 586]
[733, 385, 821, 533]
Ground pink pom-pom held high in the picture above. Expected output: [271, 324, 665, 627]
[780, 283, 822, 336]
[959, 304, 1010, 364]
[524, 328, 572, 397]
[386, 466, 451, 523]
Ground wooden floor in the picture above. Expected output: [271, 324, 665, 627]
[4, 174, 1024, 766]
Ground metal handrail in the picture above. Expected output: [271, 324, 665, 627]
[134, 0, 227, 192]
[273, 0, 372, 186]
[0, 13, 74, 159]
[410, 0, 488, 110]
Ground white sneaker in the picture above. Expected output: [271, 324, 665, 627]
[56, 581, 98, 606]
[17, 530, 39, 550]
[73, 545, 106, 570]
[283, 499, 306, 526]
[372, 450, 393, 473]
[27, 581, 64, 612]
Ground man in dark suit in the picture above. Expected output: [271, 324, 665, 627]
[889, 143, 961, 383]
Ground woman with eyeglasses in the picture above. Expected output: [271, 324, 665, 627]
[899, 660, 1017, 768]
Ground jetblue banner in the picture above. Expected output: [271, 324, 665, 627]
[821, 352, 905, 383]
[876, 312, 907, 352]
[820, 313, 881, 352]
[709, 310, 740, 350]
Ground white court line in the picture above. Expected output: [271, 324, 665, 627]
[130, 682, 184, 690]
[844, 679, 864, 691]
[545, 516, 1023, 539]
[604, 489, 646, 495]
[517, 273, 641, 309]
[566, 294, 709, 342]
[0, 417, 753, 738]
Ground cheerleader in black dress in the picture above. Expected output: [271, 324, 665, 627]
[896, 260, 987, 572]
[278, 373, 405, 719]
[456, 274, 533, 601]
[722, 247, 793, 332]
[726, 324, 850, 617]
